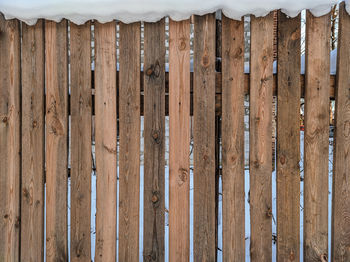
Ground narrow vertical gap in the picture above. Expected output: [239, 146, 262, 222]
[189, 20, 194, 262]
[139, 21, 145, 261]
[116, 21, 120, 262]
[164, 16, 170, 262]
[300, 10, 306, 262]
[67, 21, 71, 262]
[90, 21, 97, 261]
[244, 14, 251, 262]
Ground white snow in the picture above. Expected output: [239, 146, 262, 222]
[0, 0, 346, 25]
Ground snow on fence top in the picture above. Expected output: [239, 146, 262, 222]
[0, 0, 348, 25]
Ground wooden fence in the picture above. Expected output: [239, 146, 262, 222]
[0, 4, 349, 262]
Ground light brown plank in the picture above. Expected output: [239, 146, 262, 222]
[119, 22, 141, 262]
[193, 14, 216, 261]
[45, 20, 69, 262]
[0, 15, 21, 262]
[94, 21, 117, 261]
[70, 22, 92, 261]
[276, 12, 301, 262]
[143, 19, 165, 262]
[169, 19, 191, 262]
[332, 3, 350, 261]
[249, 13, 274, 261]
[304, 11, 331, 261]
[221, 15, 245, 261]
[21, 20, 45, 262]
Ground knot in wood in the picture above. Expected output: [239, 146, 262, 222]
[152, 130, 161, 144]
[178, 39, 186, 51]
[201, 54, 210, 68]
[279, 155, 286, 165]
[146, 61, 160, 78]
[177, 168, 188, 186]
[266, 208, 272, 218]
[32, 120, 38, 128]
[289, 251, 295, 261]
[152, 194, 158, 203]
[2, 116, 7, 123]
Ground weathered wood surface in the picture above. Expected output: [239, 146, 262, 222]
[249, 13, 274, 261]
[221, 15, 245, 261]
[45, 20, 69, 262]
[304, 11, 331, 261]
[70, 22, 92, 262]
[276, 12, 301, 262]
[0, 15, 21, 262]
[94, 21, 117, 261]
[169, 19, 191, 262]
[119, 22, 141, 262]
[193, 14, 216, 262]
[332, 3, 350, 262]
[21, 20, 45, 262]
[143, 19, 165, 262]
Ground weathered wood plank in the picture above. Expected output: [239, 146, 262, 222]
[94, 21, 117, 261]
[249, 13, 274, 261]
[168, 19, 191, 262]
[304, 11, 331, 261]
[119, 22, 141, 262]
[276, 12, 301, 262]
[70, 21, 92, 262]
[143, 19, 165, 262]
[21, 20, 45, 262]
[0, 15, 21, 262]
[332, 3, 350, 261]
[193, 14, 216, 261]
[221, 15, 245, 261]
[45, 20, 69, 262]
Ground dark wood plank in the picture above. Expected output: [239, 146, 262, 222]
[70, 21, 92, 262]
[119, 22, 141, 262]
[193, 14, 216, 261]
[45, 20, 69, 262]
[168, 19, 191, 261]
[0, 15, 21, 262]
[332, 3, 350, 261]
[94, 21, 117, 261]
[143, 19, 165, 262]
[276, 12, 301, 262]
[249, 13, 274, 261]
[304, 11, 331, 261]
[221, 15, 245, 261]
[21, 20, 45, 262]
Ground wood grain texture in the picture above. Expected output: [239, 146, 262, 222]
[45, 20, 69, 262]
[21, 20, 45, 262]
[304, 11, 331, 262]
[94, 21, 117, 262]
[221, 15, 245, 261]
[249, 13, 274, 262]
[332, 4, 350, 261]
[193, 14, 216, 262]
[119, 22, 141, 262]
[168, 19, 191, 262]
[70, 22, 92, 262]
[0, 15, 21, 262]
[143, 19, 165, 262]
[276, 12, 301, 262]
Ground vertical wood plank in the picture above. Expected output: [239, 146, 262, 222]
[70, 22, 92, 262]
[119, 22, 141, 262]
[0, 15, 21, 262]
[332, 3, 350, 261]
[249, 13, 274, 262]
[143, 19, 165, 262]
[45, 20, 69, 262]
[276, 12, 301, 262]
[221, 15, 245, 261]
[21, 20, 45, 262]
[193, 14, 216, 261]
[304, 11, 331, 261]
[169, 19, 191, 262]
[94, 21, 117, 261]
